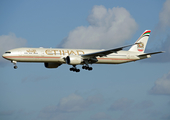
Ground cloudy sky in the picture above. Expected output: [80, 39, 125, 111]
[0, 0, 170, 120]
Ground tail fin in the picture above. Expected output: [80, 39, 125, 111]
[129, 30, 151, 53]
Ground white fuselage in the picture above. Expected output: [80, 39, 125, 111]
[2, 47, 148, 64]
[2, 30, 163, 72]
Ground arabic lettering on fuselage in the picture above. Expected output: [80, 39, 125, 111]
[26, 49, 36, 53]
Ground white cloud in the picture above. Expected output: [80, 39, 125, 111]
[55, 93, 102, 112]
[38, 93, 103, 120]
[0, 33, 27, 66]
[0, 110, 15, 116]
[134, 100, 154, 109]
[59, 5, 138, 49]
[145, 0, 170, 63]
[149, 71, 170, 95]
[57, 93, 87, 112]
[159, 0, 170, 30]
[91, 112, 112, 120]
[109, 98, 134, 111]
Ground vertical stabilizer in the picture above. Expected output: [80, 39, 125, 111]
[129, 30, 151, 53]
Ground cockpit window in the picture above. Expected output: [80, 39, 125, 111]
[5, 52, 11, 54]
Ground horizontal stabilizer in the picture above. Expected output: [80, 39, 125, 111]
[137, 51, 164, 57]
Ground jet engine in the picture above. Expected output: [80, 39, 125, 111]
[66, 56, 83, 65]
[44, 62, 61, 68]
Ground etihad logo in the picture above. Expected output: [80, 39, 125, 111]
[45, 49, 85, 55]
[26, 49, 36, 53]
[137, 42, 144, 52]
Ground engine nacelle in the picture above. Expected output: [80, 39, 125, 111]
[44, 62, 61, 68]
[66, 56, 83, 65]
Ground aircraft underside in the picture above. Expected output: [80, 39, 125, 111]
[5, 55, 138, 72]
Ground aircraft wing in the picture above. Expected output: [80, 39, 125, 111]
[137, 51, 164, 57]
[81, 44, 135, 58]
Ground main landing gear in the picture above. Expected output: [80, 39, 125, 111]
[12, 61, 18, 69]
[82, 65, 93, 71]
[82, 60, 93, 71]
[70, 65, 80, 72]
[69, 65, 93, 72]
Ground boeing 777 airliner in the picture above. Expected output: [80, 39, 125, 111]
[2, 30, 163, 72]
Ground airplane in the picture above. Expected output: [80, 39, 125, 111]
[2, 30, 163, 72]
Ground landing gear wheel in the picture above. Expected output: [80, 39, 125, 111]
[70, 68, 73, 71]
[76, 69, 80, 72]
[82, 65, 93, 71]
[82, 66, 85, 69]
[14, 66, 18, 69]
[69, 66, 80, 72]
[88, 67, 92, 71]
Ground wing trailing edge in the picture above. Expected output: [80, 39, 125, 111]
[81, 43, 136, 58]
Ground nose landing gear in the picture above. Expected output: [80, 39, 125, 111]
[12, 61, 18, 69]
[13, 65, 18, 69]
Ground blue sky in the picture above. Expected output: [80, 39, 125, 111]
[0, 0, 170, 120]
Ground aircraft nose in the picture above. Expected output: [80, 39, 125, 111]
[2, 53, 8, 59]
[2, 54, 6, 58]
